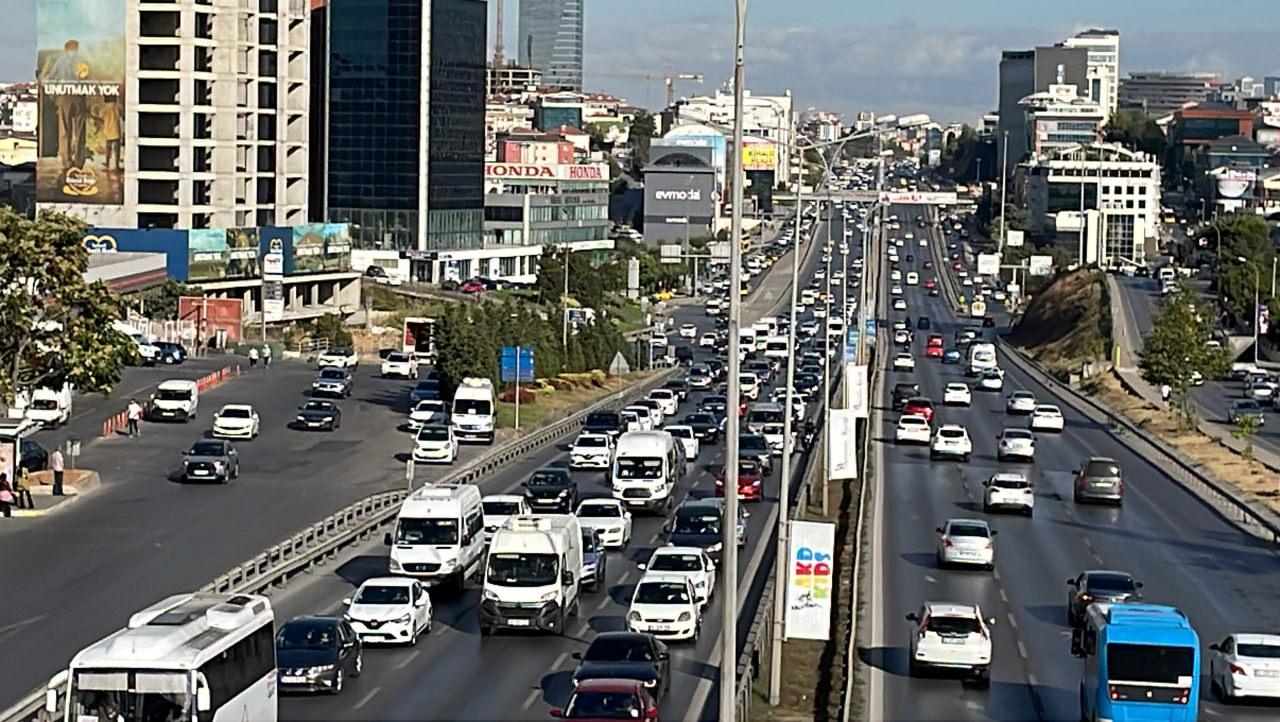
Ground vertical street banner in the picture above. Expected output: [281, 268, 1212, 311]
[827, 408, 858, 480]
[36, 0, 125, 204]
[785, 520, 836, 640]
[844, 363, 869, 418]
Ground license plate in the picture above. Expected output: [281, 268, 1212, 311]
[649, 624, 671, 632]
[280, 676, 305, 684]
[508, 619, 531, 627]
[191, 470, 209, 475]
[1256, 670, 1280, 678]
[941, 637, 964, 645]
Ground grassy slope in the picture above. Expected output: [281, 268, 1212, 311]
[1008, 268, 1111, 379]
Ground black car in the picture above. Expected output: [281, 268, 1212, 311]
[523, 467, 578, 513]
[700, 394, 728, 416]
[581, 529, 607, 592]
[663, 499, 747, 562]
[572, 632, 671, 702]
[276, 616, 362, 695]
[739, 434, 773, 474]
[409, 379, 443, 404]
[663, 378, 690, 403]
[18, 438, 48, 474]
[917, 316, 931, 330]
[794, 372, 821, 395]
[674, 346, 694, 364]
[294, 399, 342, 431]
[583, 411, 624, 437]
[892, 383, 921, 410]
[154, 342, 187, 364]
[703, 359, 726, 380]
[683, 413, 722, 444]
[1066, 571, 1144, 626]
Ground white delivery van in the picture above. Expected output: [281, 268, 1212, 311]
[385, 483, 486, 590]
[763, 336, 789, 361]
[149, 379, 199, 421]
[452, 377, 496, 443]
[967, 342, 998, 376]
[612, 430, 681, 513]
[906, 271, 919, 286]
[739, 327, 757, 353]
[22, 385, 72, 428]
[480, 514, 583, 635]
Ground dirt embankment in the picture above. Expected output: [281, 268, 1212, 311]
[1008, 268, 1111, 378]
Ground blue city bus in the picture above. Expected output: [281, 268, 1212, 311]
[1072, 603, 1200, 722]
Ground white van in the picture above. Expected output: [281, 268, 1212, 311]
[612, 430, 682, 513]
[23, 385, 72, 428]
[763, 336, 789, 360]
[906, 271, 919, 286]
[452, 377, 495, 443]
[827, 318, 846, 340]
[968, 342, 998, 376]
[1157, 266, 1176, 283]
[149, 379, 199, 421]
[480, 515, 583, 635]
[739, 372, 761, 400]
[739, 327, 758, 353]
[385, 483, 486, 590]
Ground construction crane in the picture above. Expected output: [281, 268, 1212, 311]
[492, 0, 505, 68]
[665, 73, 704, 107]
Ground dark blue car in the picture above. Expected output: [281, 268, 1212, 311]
[155, 342, 187, 364]
[942, 348, 962, 364]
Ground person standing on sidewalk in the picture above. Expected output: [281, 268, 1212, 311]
[1160, 383, 1171, 408]
[50, 446, 65, 496]
[15, 468, 34, 509]
[126, 398, 143, 437]
[262, 344, 272, 369]
[248, 346, 259, 368]
[0, 473, 13, 518]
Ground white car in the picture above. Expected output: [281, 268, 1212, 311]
[380, 351, 419, 379]
[907, 602, 992, 683]
[978, 369, 1004, 391]
[679, 323, 698, 339]
[930, 425, 973, 462]
[211, 404, 259, 439]
[983, 473, 1035, 516]
[408, 399, 449, 430]
[628, 572, 701, 641]
[664, 424, 700, 460]
[481, 495, 530, 543]
[893, 329, 912, 346]
[893, 298, 908, 311]
[570, 432, 614, 469]
[920, 238, 929, 247]
[411, 424, 459, 464]
[996, 428, 1036, 462]
[623, 405, 655, 431]
[639, 547, 717, 606]
[648, 389, 679, 417]
[1029, 405, 1065, 432]
[895, 414, 932, 445]
[1006, 391, 1037, 415]
[891, 285, 904, 296]
[699, 332, 718, 348]
[893, 353, 916, 372]
[576, 498, 633, 549]
[317, 347, 359, 369]
[619, 410, 644, 433]
[343, 576, 432, 646]
[891, 269, 903, 282]
[943, 383, 972, 406]
[813, 305, 828, 319]
[1208, 633, 1280, 701]
[760, 422, 789, 455]
[832, 270, 845, 281]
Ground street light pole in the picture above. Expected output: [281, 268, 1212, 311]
[998, 130, 1009, 254]
[720, 1, 747, 719]
[1255, 264, 1261, 366]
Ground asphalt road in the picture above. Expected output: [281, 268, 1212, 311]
[0, 214, 828, 713]
[263, 216, 843, 721]
[862, 205, 1280, 721]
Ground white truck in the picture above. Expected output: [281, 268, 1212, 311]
[452, 377, 496, 444]
[479, 514, 583, 636]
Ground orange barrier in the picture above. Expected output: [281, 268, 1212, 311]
[100, 364, 244, 437]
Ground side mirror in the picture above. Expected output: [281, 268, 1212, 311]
[1208, 643, 1221, 652]
[987, 617, 997, 625]
[1067, 578, 1078, 586]
[990, 530, 999, 536]
[905, 612, 919, 622]
[196, 674, 211, 712]
[1135, 582, 1144, 588]
[934, 527, 944, 534]
[384, 532, 393, 546]
[45, 688, 59, 714]
[571, 652, 582, 660]
[658, 651, 671, 661]
[624, 512, 632, 520]
[342, 597, 352, 606]
[637, 562, 647, 571]
[549, 709, 564, 718]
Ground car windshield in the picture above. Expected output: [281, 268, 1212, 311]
[220, 407, 252, 418]
[386, 353, 408, 362]
[580, 503, 622, 518]
[740, 435, 768, 452]
[455, 399, 492, 415]
[926, 616, 980, 635]
[1086, 574, 1137, 593]
[302, 401, 333, 412]
[667, 427, 692, 439]
[417, 426, 450, 441]
[586, 413, 619, 426]
[1085, 461, 1120, 477]
[325, 348, 352, 357]
[415, 381, 439, 391]
[1002, 430, 1033, 440]
[394, 518, 459, 545]
[487, 553, 558, 587]
[483, 501, 522, 516]
[583, 637, 655, 662]
[948, 523, 989, 538]
[319, 369, 346, 380]
[576, 436, 609, 448]
[354, 585, 410, 604]
[155, 389, 191, 401]
[650, 553, 702, 572]
[415, 401, 445, 413]
[528, 471, 566, 487]
[1238, 643, 1280, 658]
[616, 458, 663, 479]
[990, 476, 1030, 489]
[187, 442, 224, 456]
[276, 622, 338, 650]
[564, 690, 642, 719]
[674, 512, 720, 536]
[634, 581, 691, 605]
[686, 414, 715, 425]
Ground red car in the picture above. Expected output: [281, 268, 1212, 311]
[715, 459, 765, 501]
[924, 345, 943, 359]
[460, 279, 488, 294]
[902, 397, 935, 423]
[952, 261, 964, 271]
[927, 333, 945, 347]
[923, 278, 937, 289]
[551, 678, 660, 721]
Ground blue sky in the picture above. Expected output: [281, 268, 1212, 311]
[3, 1, 1278, 124]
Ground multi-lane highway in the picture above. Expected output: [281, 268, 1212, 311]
[861, 204, 1280, 720]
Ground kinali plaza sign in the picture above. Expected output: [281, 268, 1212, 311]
[485, 162, 608, 181]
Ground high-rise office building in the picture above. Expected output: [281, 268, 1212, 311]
[318, 0, 487, 278]
[35, 0, 310, 228]
[1062, 29, 1120, 120]
[517, 0, 584, 91]
[1118, 71, 1223, 117]
[997, 45, 1088, 172]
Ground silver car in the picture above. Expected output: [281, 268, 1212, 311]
[1229, 399, 1266, 426]
[935, 518, 997, 570]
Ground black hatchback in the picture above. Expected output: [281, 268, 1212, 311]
[276, 616, 362, 695]
[892, 383, 921, 410]
[523, 467, 578, 513]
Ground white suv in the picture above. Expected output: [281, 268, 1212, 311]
[983, 473, 1035, 516]
[943, 383, 971, 406]
[930, 425, 973, 462]
[907, 602, 993, 684]
[895, 415, 932, 445]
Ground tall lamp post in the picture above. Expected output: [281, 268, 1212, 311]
[1238, 256, 1262, 365]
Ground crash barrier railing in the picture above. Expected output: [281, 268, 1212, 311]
[99, 365, 241, 438]
[998, 337, 1280, 546]
[5, 367, 678, 722]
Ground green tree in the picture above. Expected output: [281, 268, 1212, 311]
[1232, 412, 1260, 462]
[0, 209, 133, 407]
[1104, 109, 1167, 158]
[1140, 283, 1230, 424]
[939, 125, 980, 180]
[135, 280, 196, 321]
[984, 204, 1030, 244]
[306, 313, 353, 348]
[1208, 214, 1275, 325]
[629, 111, 657, 171]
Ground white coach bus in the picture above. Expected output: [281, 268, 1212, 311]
[45, 592, 277, 722]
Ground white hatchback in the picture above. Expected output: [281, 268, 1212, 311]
[570, 432, 614, 469]
[1029, 405, 1065, 432]
[930, 425, 973, 462]
[640, 547, 717, 606]
[343, 576, 432, 646]
[1006, 391, 1037, 414]
[628, 572, 701, 641]
[893, 353, 916, 372]
[679, 323, 698, 339]
[576, 498, 633, 548]
[935, 518, 997, 570]
[412, 424, 458, 464]
[943, 383, 971, 406]
[700, 332, 718, 348]
[982, 473, 1035, 516]
[895, 414, 932, 445]
[996, 428, 1036, 462]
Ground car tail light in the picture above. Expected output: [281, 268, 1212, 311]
[1229, 663, 1247, 676]
[943, 539, 954, 548]
[1079, 593, 1092, 602]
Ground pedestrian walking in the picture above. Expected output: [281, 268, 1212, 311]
[248, 346, 259, 368]
[262, 344, 272, 369]
[1160, 383, 1171, 408]
[50, 446, 65, 496]
[126, 398, 143, 437]
[0, 473, 13, 518]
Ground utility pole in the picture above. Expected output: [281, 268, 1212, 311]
[562, 245, 570, 349]
[998, 130, 1009, 254]
[720, 2, 747, 719]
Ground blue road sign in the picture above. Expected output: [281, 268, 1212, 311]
[500, 346, 535, 383]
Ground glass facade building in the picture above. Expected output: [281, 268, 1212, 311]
[324, 0, 485, 252]
[517, 0, 584, 91]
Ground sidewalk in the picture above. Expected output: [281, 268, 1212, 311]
[6, 470, 100, 519]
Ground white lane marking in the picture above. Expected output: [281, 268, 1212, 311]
[553, 651, 570, 670]
[353, 685, 381, 710]
[618, 570, 633, 585]
[596, 594, 612, 610]
[395, 648, 421, 669]
[923, 573, 939, 584]
[521, 688, 542, 711]
[0, 615, 46, 644]
[998, 588, 1009, 603]
[1027, 672, 1039, 687]
[1006, 612, 1019, 630]
[1017, 640, 1029, 659]
[649, 531, 662, 544]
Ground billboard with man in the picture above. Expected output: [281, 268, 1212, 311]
[36, 0, 125, 204]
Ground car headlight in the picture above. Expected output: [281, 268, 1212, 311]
[306, 664, 335, 675]
[628, 611, 642, 622]
[389, 559, 402, 571]
[707, 543, 722, 553]
[439, 558, 457, 571]
[678, 611, 692, 622]
[558, 489, 571, 498]
[539, 591, 558, 603]
[323, 416, 334, 421]
[483, 589, 499, 602]
[643, 679, 658, 688]
[396, 613, 412, 624]
[296, 415, 306, 422]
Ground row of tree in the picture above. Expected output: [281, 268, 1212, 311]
[1174, 214, 1277, 328]
[432, 300, 631, 400]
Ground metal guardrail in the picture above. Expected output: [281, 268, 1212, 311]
[2, 368, 679, 722]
